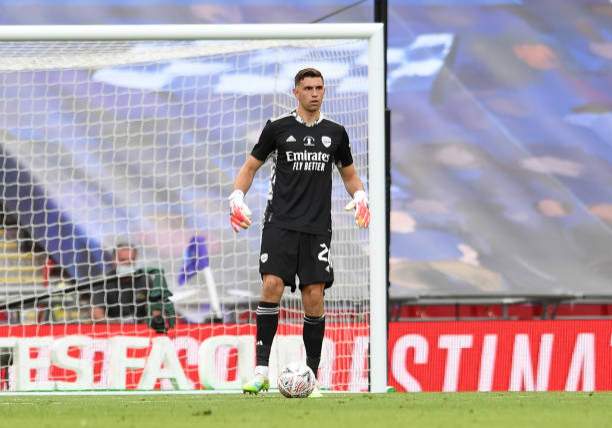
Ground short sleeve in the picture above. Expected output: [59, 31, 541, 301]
[250, 120, 276, 161]
[335, 127, 353, 168]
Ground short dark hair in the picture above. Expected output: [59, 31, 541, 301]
[114, 241, 137, 256]
[294, 68, 324, 87]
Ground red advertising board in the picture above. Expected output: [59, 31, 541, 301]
[388, 321, 612, 392]
[0, 323, 369, 391]
[5, 320, 609, 392]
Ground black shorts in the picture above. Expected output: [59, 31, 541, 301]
[259, 226, 334, 292]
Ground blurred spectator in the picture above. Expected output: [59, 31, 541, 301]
[91, 242, 175, 333]
[589, 203, 612, 224]
[536, 198, 571, 218]
[513, 43, 559, 70]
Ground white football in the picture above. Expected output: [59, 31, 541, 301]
[277, 362, 316, 398]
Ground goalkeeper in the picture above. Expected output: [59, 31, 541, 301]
[91, 242, 175, 333]
[230, 68, 370, 395]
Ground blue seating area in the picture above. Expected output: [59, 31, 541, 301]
[0, 0, 610, 298]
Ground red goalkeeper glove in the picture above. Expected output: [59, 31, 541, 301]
[229, 189, 252, 233]
[344, 190, 370, 228]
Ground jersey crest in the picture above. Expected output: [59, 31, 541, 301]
[303, 135, 315, 147]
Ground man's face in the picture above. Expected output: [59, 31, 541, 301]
[293, 76, 325, 113]
[115, 247, 136, 265]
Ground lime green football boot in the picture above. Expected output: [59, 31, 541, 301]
[308, 384, 323, 398]
[242, 374, 270, 395]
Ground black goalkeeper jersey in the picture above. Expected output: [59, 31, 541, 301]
[250, 110, 354, 235]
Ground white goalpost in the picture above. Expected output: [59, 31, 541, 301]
[0, 24, 386, 393]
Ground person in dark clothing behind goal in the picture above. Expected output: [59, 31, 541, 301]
[229, 68, 370, 396]
[91, 242, 176, 333]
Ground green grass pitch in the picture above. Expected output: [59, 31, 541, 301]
[1, 392, 610, 428]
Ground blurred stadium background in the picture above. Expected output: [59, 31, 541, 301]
[0, 0, 611, 393]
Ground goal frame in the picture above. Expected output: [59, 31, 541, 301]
[0, 23, 387, 393]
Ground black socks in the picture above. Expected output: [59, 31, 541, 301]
[255, 301, 279, 367]
[303, 314, 326, 377]
[256, 303, 326, 378]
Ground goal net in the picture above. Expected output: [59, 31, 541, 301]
[0, 26, 382, 392]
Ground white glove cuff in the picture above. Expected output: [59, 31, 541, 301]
[229, 189, 245, 203]
[353, 190, 367, 203]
